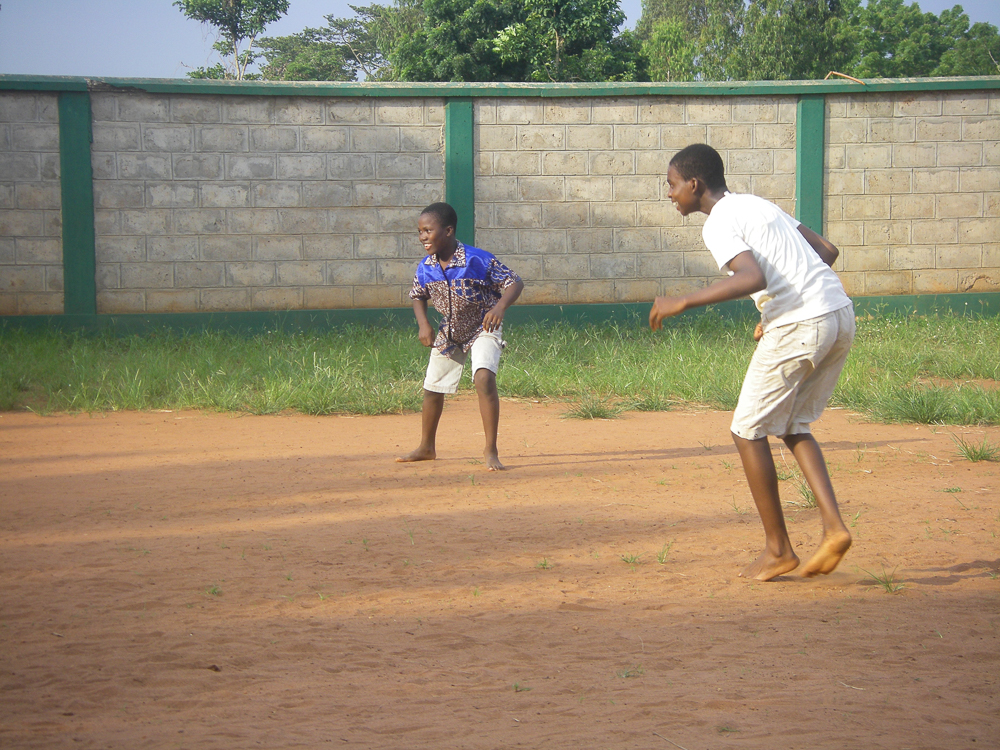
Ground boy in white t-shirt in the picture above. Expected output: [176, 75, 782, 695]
[650, 143, 855, 581]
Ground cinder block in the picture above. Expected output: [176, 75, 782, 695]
[892, 143, 936, 168]
[277, 154, 326, 180]
[401, 127, 442, 153]
[566, 125, 613, 150]
[329, 208, 378, 233]
[750, 174, 795, 200]
[984, 243, 1000, 266]
[119, 209, 173, 235]
[661, 124, 708, 149]
[478, 125, 517, 151]
[277, 261, 325, 286]
[89, 93, 116, 122]
[843, 246, 889, 271]
[517, 177, 564, 202]
[590, 152, 634, 175]
[476, 176, 518, 202]
[378, 208, 418, 233]
[865, 170, 912, 194]
[12, 123, 59, 151]
[958, 168, 1000, 192]
[97, 290, 146, 313]
[251, 127, 299, 152]
[963, 118, 1000, 141]
[327, 101, 374, 124]
[870, 117, 915, 144]
[614, 126, 660, 150]
[226, 261, 276, 286]
[541, 151, 586, 176]
[300, 126, 349, 152]
[683, 252, 724, 277]
[845, 144, 891, 169]
[0, 184, 13, 210]
[639, 101, 684, 123]
[938, 193, 983, 218]
[254, 235, 303, 261]
[328, 154, 375, 180]
[614, 279, 660, 301]
[592, 100, 638, 124]
[508, 254, 541, 280]
[373, 258, 417, 286]
[637, 251, 682, 276]
[352, 284, 402, 308]
[495, 203, 541, 229]
[354, 183, 400, 207]
[542, 254, 589, 280]
[147, 236, 198, 262]
[568, 228, 613, 254]
[375, 101, 425, 125]
[15, 182, 61, 210]
[273, 98, 324, 124]
[0, 124, 9, 151]
[542, 202, 589, 229]
[613, 176, 659, 202]
[16, 292, 62, 314]
[199, 288, 251, 311]
[174, 209, 226, 235]
[277, 209, 327, 234]
[174, 262, 225, 288]
[687, 99, 731, 123]
[825, 145, 846, 170]
[938, 142, 982, 167]
[376, 153, 424, 179]
[916, 117, 963, 142]
[93, 209, 121, 235]
[889, 245, 934, 270]
[425, 154, 444, 178]
[958, 217, 1000, 243]
[42, 209, 61, 237]
[401, 182, 441, 206]
[200, 183, 250, 208]
[253, 182, 301, 208]
[497, 102, 543, 125]
[43, 267, 62, 293]
[147, 182, 199, 208]
[543, 100, 590, 124]
[14, 238, 60, 264]
[252, 288, 303, 310]
[350, 126, 399, 152]
[567, 279, 614, 303]
[912, 219, 958, 244]
[303, 234, 354, 260]
[864, 220, 910, 245]
[0, 94, 37, 122]
[355, 235, 400, 259]
[518, 229, 567, 255]
[890, 194, 935, 219]
[89, 153, 115, 180]
[301, 183, 352, 208]
[145, 290, 199, 312]
[895, 93, 941, 117]
[474, 99, 497, 125]
[495, 152, 541, 176]
[844, 195, 891, 220]
[518, 127, 565, 151]
[732, 99, 777, 123]
[728, 149, 773, 174]
[142, 125, 194, 152]
[0, 153, 40, 181]
[197, 126, 248, 152]
[226, 209, 279, 234]
[753, 123, 794, 149]
[95, 264, 119, 291]
[118, 154, 172, 179]
[959, 269, 1000, 292]
[93, 124, 141, 151]
[223, 97, 274, 124]
[519, 281, 567, 304]
[473, 229, 517, 256]
[0, 236, 13, 263]
[986, 141, 1000, 166]
[304, 286, 352, 309]
[846, 95, 893, 118]
[943, 92, 989, 116]
[637, 201, 682, 228]
[118, 95, 170, 122]
[201, 235, 252, 261]
[121, 262, 174, 289]
[864, 271, 912, 295]
[170, 96, 222, 124]
[590, 253, 635, 279]
[912, 168, 958, 194]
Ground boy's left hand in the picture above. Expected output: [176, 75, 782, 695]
[649, 296, 685, 330]
[483, 306, 504, 333]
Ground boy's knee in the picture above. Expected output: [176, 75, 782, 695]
[473, 367, 497, 387]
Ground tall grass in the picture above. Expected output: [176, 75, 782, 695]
[1, 311, 998, 424]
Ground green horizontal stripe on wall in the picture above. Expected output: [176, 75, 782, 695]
[4, 74, 999, 98]
[4, 295, 1000, 335]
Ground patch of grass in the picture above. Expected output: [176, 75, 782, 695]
[562, 394, 622, 420]
[536, 558, 553, 570]
[513, 682, 532, 692]
[620, 553, 642, 566]
[616, 665, 644, 679]
[862, 565, 905, 593]
[656, 541, 674, 564]
[952, 434, 1000, 462]
[205, 584, 222, 597]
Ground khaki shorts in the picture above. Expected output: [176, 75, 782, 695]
[423, 329, 504, 394]
[731, 304, 855, 440]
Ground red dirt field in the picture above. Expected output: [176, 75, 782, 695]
[1, 397, 998, 750]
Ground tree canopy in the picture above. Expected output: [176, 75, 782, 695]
[175, 0, 290, 80]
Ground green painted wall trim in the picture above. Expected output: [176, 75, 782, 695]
[58, 91, 97, 316]
[4, 74, 999, 98]
[796, 95, 826, 233]
[4, 294, 1000, 335]
[445, 98, 475, 246]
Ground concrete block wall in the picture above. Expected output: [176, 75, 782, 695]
[474, 96, 798, 304]
[90, 93, 444, 313]
[826, 90, 1000, 296]
[0, 92, 63, 314]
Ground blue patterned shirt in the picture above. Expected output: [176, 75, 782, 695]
[409, 242, 521, 354]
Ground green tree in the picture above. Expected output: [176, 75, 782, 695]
[843, 0, 956, 78]
[174, 0, 290, 80]
[642, 17, 697, 80]
[635, 0, 707, 41]
[934, 21, 1000, 76]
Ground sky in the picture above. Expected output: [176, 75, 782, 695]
[1, 0, 999, 79]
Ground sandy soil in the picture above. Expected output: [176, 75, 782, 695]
[1, 397, 998, 749]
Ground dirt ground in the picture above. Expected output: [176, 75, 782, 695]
[1, 397, 998, 749]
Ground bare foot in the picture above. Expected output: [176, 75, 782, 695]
[485, 451, 506, 471]
[739, 550, 800, 581]
[396, 447, 436, 463]
[799, 530, 852, 577]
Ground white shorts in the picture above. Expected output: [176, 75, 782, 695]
[731, 304, 855, 440]
[423, 329, 504, 394]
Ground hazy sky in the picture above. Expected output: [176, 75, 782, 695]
[1, 0, 998, 79]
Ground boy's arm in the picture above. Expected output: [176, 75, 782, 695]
[412, 298, 436, 347]
[797, 224, 839, 267]
[483, 278, 524, 332]
[650, 251, 766, 331]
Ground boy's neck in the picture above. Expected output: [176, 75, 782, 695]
[436, 238, 458, 266]
[700, 186, 729, 215]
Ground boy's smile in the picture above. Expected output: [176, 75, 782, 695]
[666, 165, 700, 216]
[417, 212, 456, 259]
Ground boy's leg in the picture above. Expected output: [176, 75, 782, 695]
[474, 368, 503, 470]
[732, 433, 800, 581]
[396, 389, 445, 463]
[783, 433, 851, 576]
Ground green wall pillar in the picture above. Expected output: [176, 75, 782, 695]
[58, 91, 97, 315]
[795, 94, 826, 234]
[445, 98, 475, 247]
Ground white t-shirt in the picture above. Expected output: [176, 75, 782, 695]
[701, 192, 851, 330]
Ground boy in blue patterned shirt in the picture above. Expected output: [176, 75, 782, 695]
[396, 203, 523, 471]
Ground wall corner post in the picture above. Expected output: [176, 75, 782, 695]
[58, 90, 97, 316]
[444, 98, 475, 247]
[796, 94, 826, 234]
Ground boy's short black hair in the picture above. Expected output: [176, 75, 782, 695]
[421, 202, 458, 230]
[669, 144, 727, 192]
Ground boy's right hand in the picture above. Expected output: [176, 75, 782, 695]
[418, 322, 435, 347]
[753, 322, 764, 341]
[649, 296, 686, 330]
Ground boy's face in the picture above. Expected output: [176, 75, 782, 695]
[666, 165, 700, 216]
[417, 212, 455, 257]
